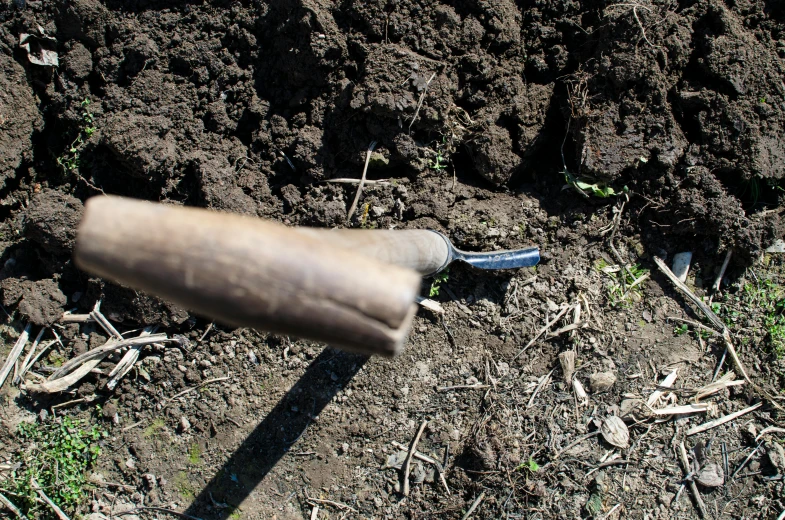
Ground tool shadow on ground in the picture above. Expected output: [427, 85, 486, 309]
[184, 348, 368, 519]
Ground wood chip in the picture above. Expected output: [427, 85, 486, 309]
[415, 297, 444, 314]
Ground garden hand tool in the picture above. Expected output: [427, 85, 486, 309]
[295, 229, 540, 276]
[74, 196, 421, 357]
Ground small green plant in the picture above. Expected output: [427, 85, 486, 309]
[595, 260, 648, 307]
[429, 137, 449, 171]
[188, 443, 202, 465]
[430, 152, 447, 171]
[429, 269, 449, 297]
[717, 275, 785, 359]
[674, 323, 688, 335]
[563, 169, 618, 198]
[516, 456, 540, 472]
[143, 417, 166, 438]
[595, 259, 649, 307]
[1, 416, 104, 517]
[174, 471, 196, 500]
[57, 98, 97, 177]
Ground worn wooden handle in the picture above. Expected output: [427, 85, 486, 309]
[294, 229, 450, 275]
[74, 196, 421, 356]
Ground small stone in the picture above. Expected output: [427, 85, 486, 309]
[39, 409, 49, 422]
[143, 473, 157, 488]
[671, 252, 693, 282]
[695, 463, 724, 487]
[341, 443, 350, 454]
[590, 371, 617, 393]
[371, 206, 385, 218]
[177, 364, 187, 373]
[248, 350, 259, 365]
[658, 492, 675, 507]
[180, 416, 191, 433]
[768, 442, 785, 472]
[125, 458, 136, 469]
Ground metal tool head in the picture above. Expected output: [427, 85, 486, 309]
[431, 231, 540, 274]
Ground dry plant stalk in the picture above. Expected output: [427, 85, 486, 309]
[401, 420, 428, 496]
[0, 324, 31, 390]
[653, 257, 782, 411]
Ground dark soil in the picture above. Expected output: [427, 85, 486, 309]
[1, 0, 785, 518]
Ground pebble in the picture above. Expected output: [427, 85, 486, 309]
[177, 364, 187, 373]
[671, 252, 692, 282]
[589, 371, 617, 393]
[180, 416, 191, 433]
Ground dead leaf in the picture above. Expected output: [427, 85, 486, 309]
[600, 416, 629, 449]
[19, 32, 58, 67]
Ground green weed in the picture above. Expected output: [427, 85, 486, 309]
[57, 99, 96, 174]
[174, 471, 196, 500]
[595, 259, 648, 308]
[429, 269, 449, 298]
[143, 418, 166, 438]
[673, 324, 688, 336]
[717, 274, 785, 359]
[429, 137, 449, 171]
[188, 443, 202, 465]
[1, 416, 104, 518]
[563, 169, 619, 199]
[515, 456, 540, 472]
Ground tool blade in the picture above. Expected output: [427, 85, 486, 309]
[457, 247, 540, 271]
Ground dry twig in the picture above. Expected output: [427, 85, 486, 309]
[346, 141, 377, 220]
[408, 72, 436, 133]
[390, 440, 450, 494]
[713, 250, 732, 292]
[304, 495, 357, 513]
[31, 478, 69, 520]
[653, 257, 782, 410]
[162, 376, 230, 408]
[401, 420, 428, 496]
[513, 304, 572, 359]
[461, 491, 485, 520]
[686, 402, 763, 436]
[114, 506, 204, 519]
[677, 442, 708, 518]
[26, 333, 172, 393]
[0, 491, 25, 519]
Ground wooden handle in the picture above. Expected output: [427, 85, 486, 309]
[294, 229, 450, 275]
[74, 196, 421, 356]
